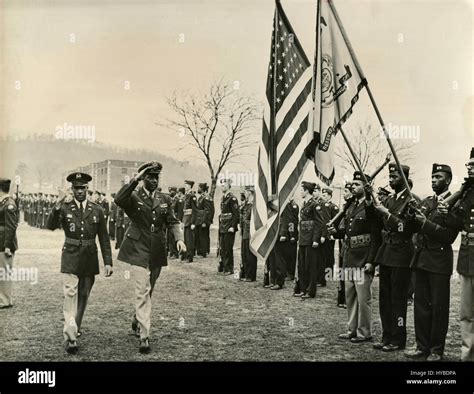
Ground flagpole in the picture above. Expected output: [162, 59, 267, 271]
[327, 0, 413, 199]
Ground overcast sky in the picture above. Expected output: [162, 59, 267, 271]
[2, 0, 473, 196]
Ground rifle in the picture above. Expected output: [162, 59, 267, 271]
[327, 153, 392, 229]
[439, 177, 474, 210]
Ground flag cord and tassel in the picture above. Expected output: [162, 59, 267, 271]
[328, 0, 413, 199]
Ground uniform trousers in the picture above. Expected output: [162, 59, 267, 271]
[0, 253, 13, 307]
[62, 274, 95, 341]
[460, 274, 474, 361]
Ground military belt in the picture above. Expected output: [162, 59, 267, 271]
[220, 213, 232, 220]
[382, 230, 411, 245]
[65, 237, 96, 247]
[150, 224, 162, 233]
[183, 209, 193, 215]
[346, 234, 371, 249]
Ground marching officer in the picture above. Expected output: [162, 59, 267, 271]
[267, 197, 299, 289]
[405, 164, 458, 361]
[240, 185, 257, 282]
[47, 172, 113, 354]
[218, 179, 240, 275]
[167, 187, 179, 258]
[114, 161, 185, 354]
[328, 172, 381, 343]
[0, 178, 18, 309]
[439, 148, 474, 361]
[109, 193, 117, 240]
[182, 180, 197, 263]
[294, 182, 328, 299]
[368, 163, 418, 352]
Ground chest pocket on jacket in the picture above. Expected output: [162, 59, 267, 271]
[126, 226, 140, 240]
[160, 203, 168, 215]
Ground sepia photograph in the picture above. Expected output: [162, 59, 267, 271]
[0, 0, 472, 392]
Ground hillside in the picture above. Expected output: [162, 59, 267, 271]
[1, 135, 210, 192]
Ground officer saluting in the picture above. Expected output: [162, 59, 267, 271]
[0, 178, 18, 309]
[114, 161, 185, 354]
[218, 179, 240, 275]
[47, 172, 113, 354]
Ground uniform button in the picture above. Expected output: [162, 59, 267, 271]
[81, 234, 84, 237]
[81, 228, 84, 230]
[81, 221, 84, 224]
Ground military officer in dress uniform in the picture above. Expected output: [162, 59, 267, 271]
[167, 187, 179, 258]
[311, 185, 331, 288]
[404, 164, 458, 361]
[182, 180, 197, 263]
[195, 183, 211, 258]
[368, 163, 418, 352]
[240, 185, 257, 282]
[109, 193, 117, 240]
[114, 162, 185, 353]
[0, 179, 18, 309]
[337, 182, 353, 308]
[174, 188, 185, 222]
[321, 188, 339, 287]
[218, 179, 240, 275]
[294, 182, 328, 299]
[439, 148, 474, 361]
[47, 172, 113, 354]
[267, 197, 299, 289]
[329, 172, 381, 343]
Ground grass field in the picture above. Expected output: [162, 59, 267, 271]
[0, 223, 463, 361]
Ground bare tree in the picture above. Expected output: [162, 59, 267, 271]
[335, 122, 414, 180]
[163, 80, 261, 198]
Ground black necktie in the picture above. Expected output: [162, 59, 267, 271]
[79, 202, 84, 218]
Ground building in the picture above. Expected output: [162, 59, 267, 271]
[62, 159, 148, 195]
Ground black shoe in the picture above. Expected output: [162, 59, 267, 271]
[0, 304, 13, 309]
[301, 294, 315, 299]
[350, 336, 373, 343]
[139, 338, 151, 354]
[66, 340, 78, 354]
[270, 285, 283, 290]
[338, 332, 356, 340]
[244, 278, 254, 282]
[427, 353, 442, 362]
[293, 292, 304, 297]
[223, 271, 233, 276]
[404, 349, 429, 360]
[382, 344, 403, 352]
[373, 341, 389, 350]
[132, 321, 141, 338]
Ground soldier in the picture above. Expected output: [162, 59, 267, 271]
[218, 179, 240, 275]
[100, 193, 110, 222]
[368, 163, 418, 352]
[115, 206, 128, 250]
[311, 185, 331, 288]
[0, 179, 18, 309]
[109, 193, 117, 241]
[47, 172, 113, 354]
[114, 161, 185, 353]
[294, 182, 328, 299]
[167, 187, 179, 258]
[337, 182, 353, 308]
[195, 183, 211, 258]
[403, 164, 458, 361]
[267, 197, 299, 289]
[182, 180, 197, 263]
[321, 188, 339, 287]
[439, 148, 474, 361]
[328, 172, 381, 343]
[174, 187, 185, 222]
[240, 186, 257, 282]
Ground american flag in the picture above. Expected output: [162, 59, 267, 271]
[250, 0, 313, 260]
